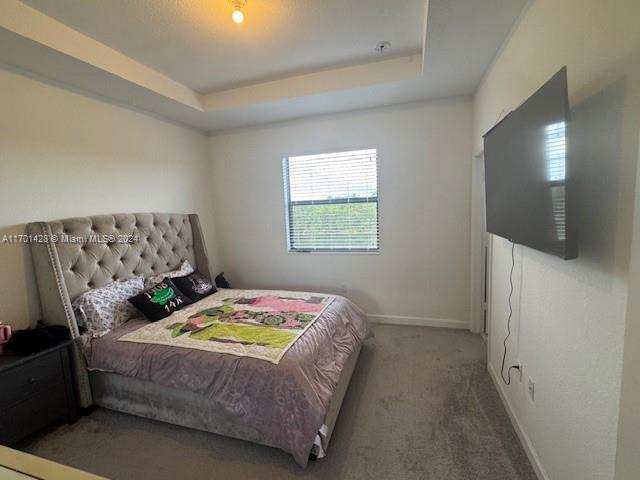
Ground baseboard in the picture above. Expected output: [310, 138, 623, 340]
[367, 314, 468, 330]
[488, 362, 549, 480]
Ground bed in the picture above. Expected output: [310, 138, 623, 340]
[26, 213, 371, 467]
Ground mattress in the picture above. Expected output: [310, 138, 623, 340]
[84, 290, 372, 467]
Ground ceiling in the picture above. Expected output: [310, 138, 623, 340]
[21, 0, 426, 93]
[0, 0, 529, 131]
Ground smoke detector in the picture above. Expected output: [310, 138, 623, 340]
[375, 41, 391, 54]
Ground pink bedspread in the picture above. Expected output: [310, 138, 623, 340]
[86, 291, 372, 467]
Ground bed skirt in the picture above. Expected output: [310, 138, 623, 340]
[89, 343, 361, 458]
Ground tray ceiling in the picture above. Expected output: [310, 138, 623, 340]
[0, 0, 529, 131]
[22, 0, 425, 93]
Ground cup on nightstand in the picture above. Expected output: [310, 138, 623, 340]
[0, 322, 11, 355]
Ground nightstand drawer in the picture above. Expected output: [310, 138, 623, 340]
[0, 351, 64, 410]
[0, 387, 68, 445]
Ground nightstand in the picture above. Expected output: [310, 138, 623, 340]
[0, 340, 77, 446]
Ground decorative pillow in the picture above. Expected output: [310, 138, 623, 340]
[144, 260, 194, 289]
[72, 276, 145, 337]
[128, 278, 192, 321]
[172, 272, 217, 302]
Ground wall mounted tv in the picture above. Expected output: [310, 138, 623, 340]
[483, 67, 577, 260]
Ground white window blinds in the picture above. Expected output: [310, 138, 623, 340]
[283, 149, 379, 252]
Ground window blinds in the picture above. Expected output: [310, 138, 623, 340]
[283, 149, 379, 252]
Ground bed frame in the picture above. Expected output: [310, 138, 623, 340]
[27, 213, 360, 458]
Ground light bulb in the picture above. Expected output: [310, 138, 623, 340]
[232, 8, 244, 24]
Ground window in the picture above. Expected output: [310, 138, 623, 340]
[283, 149, 379, 252]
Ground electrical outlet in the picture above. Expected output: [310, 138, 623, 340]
[527, 376, 535, 401]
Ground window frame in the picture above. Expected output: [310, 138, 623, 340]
[282, 148, 381, 254]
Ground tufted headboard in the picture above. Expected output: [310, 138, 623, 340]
[27, 213, 211, 407]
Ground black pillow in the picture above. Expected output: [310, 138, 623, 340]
[128, 278, 192, 321]
[215, 272, 231, 289]
[172, 272, 217, 302]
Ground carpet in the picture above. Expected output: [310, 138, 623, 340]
[21, 325, 537, 480]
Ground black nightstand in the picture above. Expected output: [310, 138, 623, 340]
[0, 339, 77, 445]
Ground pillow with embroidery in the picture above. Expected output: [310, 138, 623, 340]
[144, 260, 195, 289]
[128, 278, 192, 321]
[172, 272, 217, 302]
[72, 276, 145, 337]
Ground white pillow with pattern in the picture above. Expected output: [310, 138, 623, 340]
[144, 260, 194, 289]
[73, 276, 145, 337]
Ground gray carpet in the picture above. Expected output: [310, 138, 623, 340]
[22, 325, 536, 480]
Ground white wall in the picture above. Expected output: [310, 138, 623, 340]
[209, 98, 473, 326]
[474, 1, 640, 479]
[614, 128, 640, 480]
[0, 67, 218, 330]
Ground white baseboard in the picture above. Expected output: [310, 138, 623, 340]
[488, 362, 549, 480]
[367, 314, 468, 330]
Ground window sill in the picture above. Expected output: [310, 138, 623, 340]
[287, 250, 381, 255]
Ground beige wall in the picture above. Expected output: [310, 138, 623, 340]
[0, 67, 218, 330]
[474, 1, 640, 479]
[209, 98, 473, 325]
[615, 129, 640, 480]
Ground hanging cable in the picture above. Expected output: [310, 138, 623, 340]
[500, 241, 520, 385]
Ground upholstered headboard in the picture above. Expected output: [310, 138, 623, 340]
[27, 213, 211, 407]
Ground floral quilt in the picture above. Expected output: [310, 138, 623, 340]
[119, 289, 336, 364]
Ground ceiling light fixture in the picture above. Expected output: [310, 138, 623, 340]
[231, 0, 246, 24]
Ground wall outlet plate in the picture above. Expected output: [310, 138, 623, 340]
[527, 376, 535, 401]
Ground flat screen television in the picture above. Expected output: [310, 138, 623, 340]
[483, 67, 577, 259]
